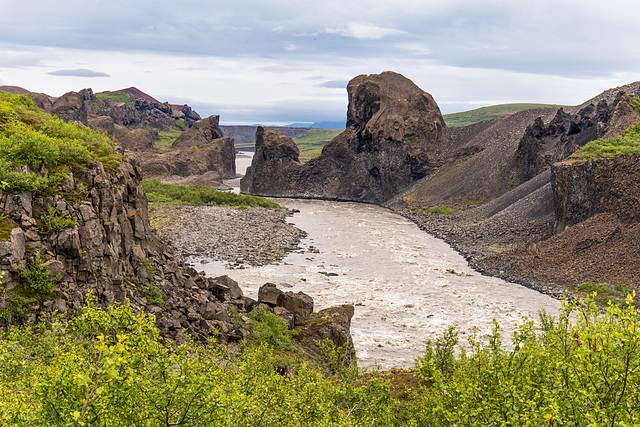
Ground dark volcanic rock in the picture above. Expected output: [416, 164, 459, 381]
[241, 71, 446, 203]
[241, 127, 305, 196]
[552, 154, 640, 232]
[172, 115, 224, 149]
[131, 133, 236, 183]
[517, 92, 640, 181]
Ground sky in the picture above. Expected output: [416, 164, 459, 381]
[1, 0, 640, 126]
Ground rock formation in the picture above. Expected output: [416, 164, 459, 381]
[241, 71, 447, 203]
[552, 154, 640, 232]
[131, 115, 236, 186]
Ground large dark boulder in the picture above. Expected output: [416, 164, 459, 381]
[241, 71, 446, 203]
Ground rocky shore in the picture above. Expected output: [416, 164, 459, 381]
[148, 203, 306, 266]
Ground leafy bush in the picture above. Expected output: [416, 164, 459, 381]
[141, 178, 282, 209]
[247, 306, 292, 350]
[17, 254, 58, 297]
[414, 295, 640, 426]
[35, 206, 76, 234]
[0, 92, 122, 195]
[0, 299, 396, 426]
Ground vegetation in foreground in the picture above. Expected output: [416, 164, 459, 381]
[140, 178, 282, 209]
[1, 293, 639, 425]
[0, 92, 122, 196]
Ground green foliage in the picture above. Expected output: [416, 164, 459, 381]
[247, 306, 292, 350]
[574, 119, 640, 159]
[0, 213, 18, 241]
[17, 254, 58, 297]
[410, 205, 461, 215]
[0, 92, 121, 195]
[155, 128, 183, 151]
[35, 205, 76, 234]
[416, 325, 459, 382]
[443, 103, 563, 127]
[414, 295, 640, 425]
[95, 91, 134, 107]
[141, 178, 283, 209]
[575, 280, 632, 306]
[0, 299, 397, 426]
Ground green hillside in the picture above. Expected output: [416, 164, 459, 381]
[294, 128, 344, 162]
[443, 103, 563, 127]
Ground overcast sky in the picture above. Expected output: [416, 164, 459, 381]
[1, 0, 639, 125]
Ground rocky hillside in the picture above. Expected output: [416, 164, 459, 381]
[0, 86, 237, 188]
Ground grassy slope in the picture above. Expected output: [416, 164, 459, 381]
[442, 103, 563, 127]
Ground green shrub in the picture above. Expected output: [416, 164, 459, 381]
[35, 206, 76, 234]
[140, 178, 282, 209]
[247, 306, 292, 350]
[414, 295, 640, 426]
[0, 92, 121, 195]
[17, 254, 58, 297]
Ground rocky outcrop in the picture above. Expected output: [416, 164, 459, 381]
[240, 127, 305, 196]
[130, 133, 236, 185]
[256, 283, 355, 365]
[517, 92, 640, 181]
[0, 159, 251, 344]
[241, 71, 447, 203]
[551, 154, 640, 233]
[172, 115, 224, 149]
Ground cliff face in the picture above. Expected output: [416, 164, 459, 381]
[241, 72, 447, 203]
[0, 160, 251, 344]
[552, 154, 640, 233]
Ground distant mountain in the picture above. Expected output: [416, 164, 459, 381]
[286, 121, 345, 129]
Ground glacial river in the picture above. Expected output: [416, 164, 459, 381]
[194, 152, 562, 369]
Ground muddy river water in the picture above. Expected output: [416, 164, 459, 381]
[193, 152, 562, 369]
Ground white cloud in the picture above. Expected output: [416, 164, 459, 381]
[324, 22, 406, 40]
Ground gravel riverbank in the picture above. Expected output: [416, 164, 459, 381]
[148, 203, 306, 266]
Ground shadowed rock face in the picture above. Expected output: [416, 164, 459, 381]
[241, 71, 446, 203]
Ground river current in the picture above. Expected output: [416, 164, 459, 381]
[193, 152, 562, 369]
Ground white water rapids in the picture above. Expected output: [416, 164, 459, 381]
[192, 151, 562, 369]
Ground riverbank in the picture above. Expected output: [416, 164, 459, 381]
[393, 204, 640, 307]
[148, 203, 306, 266]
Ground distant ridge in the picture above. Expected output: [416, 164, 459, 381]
[287, 121, 345, 129]
[0, 85, 36, 96]
[111, 87, 160, 103]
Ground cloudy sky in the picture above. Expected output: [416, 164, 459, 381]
[1, 0, 639, 125]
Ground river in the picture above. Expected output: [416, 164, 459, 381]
[194, 151, 562, 369]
